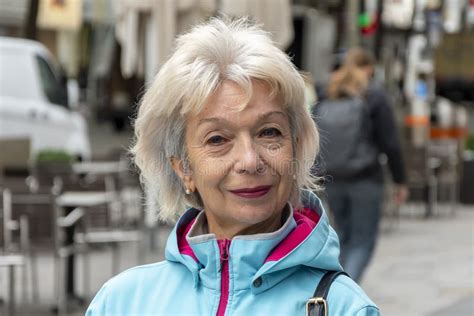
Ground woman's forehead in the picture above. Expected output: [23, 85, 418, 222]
[189, 81, 287, 126]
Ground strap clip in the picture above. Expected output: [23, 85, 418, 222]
[305, 297, 327, 316]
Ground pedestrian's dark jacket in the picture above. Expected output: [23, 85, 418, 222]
[314, 81, 406, 184]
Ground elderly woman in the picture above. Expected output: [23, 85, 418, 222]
[86, 17, 379, 315]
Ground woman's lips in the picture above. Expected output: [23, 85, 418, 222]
[229, 186, 272, 198]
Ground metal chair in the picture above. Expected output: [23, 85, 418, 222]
[53, 159, 144, 313]
[426, 139, 460, 217]
[0, 188, 36, 314]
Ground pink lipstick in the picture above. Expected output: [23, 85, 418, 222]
[229, 186, 271, 198]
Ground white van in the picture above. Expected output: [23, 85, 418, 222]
[0, 37, 91, 161]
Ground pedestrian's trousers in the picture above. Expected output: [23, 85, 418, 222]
[325, 178, 384, 282]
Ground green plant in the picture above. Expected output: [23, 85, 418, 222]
[35, 150, 74, 163]
[466, 134, 474, 151]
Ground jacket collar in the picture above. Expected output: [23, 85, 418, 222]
[165, 191, 342, 293]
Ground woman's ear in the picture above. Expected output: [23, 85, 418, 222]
[170, 156, 185, 179]
[170, 156, 195, 193]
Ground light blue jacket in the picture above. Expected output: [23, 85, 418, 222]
[86, 192, 379, 315]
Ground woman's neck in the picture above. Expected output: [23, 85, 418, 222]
[205, 206, 289, 240]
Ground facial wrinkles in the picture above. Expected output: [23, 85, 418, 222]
[197, 124, 290, 179]
[193, 110, 283, 154]
[186, 82, 292, 186]
[175, 81, 299, 239]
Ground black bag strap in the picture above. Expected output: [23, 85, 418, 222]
[305, 271, 349, 316]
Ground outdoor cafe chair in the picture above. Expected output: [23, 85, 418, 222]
[0, 188, 37, 314]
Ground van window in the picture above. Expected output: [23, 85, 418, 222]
[35, 55, 68, 107]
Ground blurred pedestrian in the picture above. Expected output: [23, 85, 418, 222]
[313, 47, 408, 282]
[86, 18, 379, 315]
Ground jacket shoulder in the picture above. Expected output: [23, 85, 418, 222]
[328, 275, 379, 315]
[106, 260, 171, 287]
[86, 260, 188, 315]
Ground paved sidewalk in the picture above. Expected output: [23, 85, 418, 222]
[361, 205, 474, 316]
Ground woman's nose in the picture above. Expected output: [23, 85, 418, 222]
[233, 137, 264, 174]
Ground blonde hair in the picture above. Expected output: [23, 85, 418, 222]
[131, 17, 320, 222]
[344, 47, 375, 68]
[327, 66, 368, 99]
[327, 47, 374, 100]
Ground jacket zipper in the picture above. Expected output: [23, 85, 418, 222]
[216, 239, 231, 316]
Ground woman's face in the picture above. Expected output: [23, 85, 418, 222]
[176, 81, 295, 238]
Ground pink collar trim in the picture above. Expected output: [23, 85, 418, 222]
[177, 217, 199, 262]
[177, 208, 321, 264]
[265, 208, 320, 262]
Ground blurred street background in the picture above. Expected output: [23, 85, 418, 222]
[0, 0, 473, 315]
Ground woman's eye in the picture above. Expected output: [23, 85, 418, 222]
[260, 128, 282, 138]
[207, 135, 226, 145]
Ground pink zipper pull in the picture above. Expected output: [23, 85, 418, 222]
[218, 239, 231, 271]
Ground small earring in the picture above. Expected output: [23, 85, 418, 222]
[185, 188, 191, 195]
